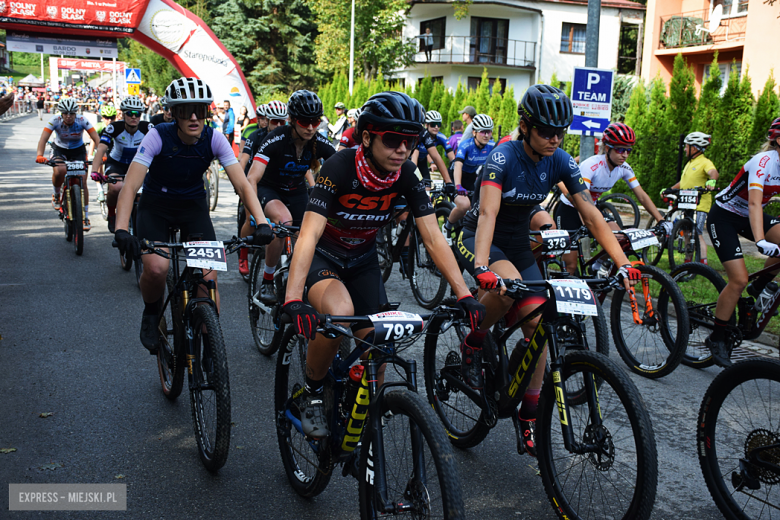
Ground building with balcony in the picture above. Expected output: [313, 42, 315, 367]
[641, 0, 775, 95]
[392, 0, 645, 95]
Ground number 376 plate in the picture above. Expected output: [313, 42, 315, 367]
[183, 241, 227, 271]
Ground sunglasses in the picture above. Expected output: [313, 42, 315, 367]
[478, 130, 493, 136]
[428, 123, 441, 128]
[62, 112, 77, 116]
[171, 104, 209, 120]
[270, 119, 287, 125]
[610, 146, 632, 155]
[533, 125, 566, 140]
[295, 117, 321, 129]
[124, 110, 142, 118]
[371, 130, 420, 150]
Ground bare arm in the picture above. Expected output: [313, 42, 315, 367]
[749, 189, 767, 242]
[238, 152, 251, 171]
[91, 143, 109, 175]
[570, 190, 631, 269]
[285, 211, 327, 302]
[416, 213, 471, 298]
[453, 161, 463, 187]
[225, 162, 267, 227]
[447, 150, 456, 162]
[707, 168, 719, 182]
[305, 170, 316, 187]
[556, 181, 570, 198]
[246, 159, 267, 188]
[36, 129, 52, 156]
[115, 162, 147, 231]
[474, 184, 501, 268]
[632, 185, 665, 222]
[87, 128, 99, 148]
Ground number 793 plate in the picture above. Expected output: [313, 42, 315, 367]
[183, 241, 228, 271]
[369, 311, 424, 343]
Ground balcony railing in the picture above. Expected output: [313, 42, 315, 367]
[414, 35, 536, 68]
[659, 9, 746, 49]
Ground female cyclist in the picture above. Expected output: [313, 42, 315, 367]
[554, 122, 670, 274]
[705, 117, 780, 367]
[113, 78, 273, 353]
[411, 110, 455, 189]
[281, 91, 485, 438]
[239, 91, 336, 292]
[455, 85, 640, 456]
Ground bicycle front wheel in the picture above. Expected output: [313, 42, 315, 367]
[189, 304, 231, 472]
[158, 268, 185, 400]
[698, 359, 780, 520]
[409, 226, 447, 309]
[643, 211, 667, 266]
[668, 217, 700, 269]
[358, 389, 465, 520]
[248, 249, 282, 356]
[71, 186, 84, 256]
[611, 263, 689, 378]
[537, 350, 658, 520]
[600, 193, 640, 229]
[377, 223, 394, 283]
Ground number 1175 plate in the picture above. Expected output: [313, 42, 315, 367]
[183, 241, 227, 271]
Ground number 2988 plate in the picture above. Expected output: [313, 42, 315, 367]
[183, 241, 227, 271]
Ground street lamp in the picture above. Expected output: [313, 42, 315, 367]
[349, 0, 355, 95]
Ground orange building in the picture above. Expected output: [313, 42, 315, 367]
[641, 0, 777, 95]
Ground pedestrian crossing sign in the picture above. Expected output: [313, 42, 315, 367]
[125, 68, 141, 84]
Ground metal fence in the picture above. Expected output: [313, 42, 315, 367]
[415, 35, 536, 68]
[0, 100, 35, 121]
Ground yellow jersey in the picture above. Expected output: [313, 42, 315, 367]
[680, 154, 716, 212]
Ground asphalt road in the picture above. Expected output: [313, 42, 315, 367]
[0, 114, 752, 519]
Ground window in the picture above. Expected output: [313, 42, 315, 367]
[703, 61, 742, 95]
[420, 17, 446, 51]
[560, 23, 587, 54]
[417, 76, 444, 86]
[469, 17, 509, 64]
[467, 77, 507, 95]
[713, 0, 748, 16]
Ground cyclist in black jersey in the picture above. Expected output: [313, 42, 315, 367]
[237, 103, 268, 171]
[238, 101, 287, 174]
[113, 78, 274, 353]
[149, 96, 173, 127]
[456, 85, 641, 456]
[281, 91, 485, 438]
[239, 91, 336, 296]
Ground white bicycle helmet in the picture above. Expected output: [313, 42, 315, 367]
[472, 114, 494, 132]
[347, 108, 362, 120]
[58, 98, 78, 113]
[165, 77, 213, 106]
[266, 100, 288, 119]
[256, 103, 268, 118]
[120, 96, 145, 112]
[684, 131, 711, 150]
[425, 110, 443, 124]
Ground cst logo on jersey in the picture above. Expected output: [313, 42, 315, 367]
[338, 193, 398, 211]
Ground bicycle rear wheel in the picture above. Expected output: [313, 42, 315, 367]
[377, 223, 394, 283]
[672, 263, 726, 368]
[274, 326, 332, 497]
[358, 389, 465, 520]
[189, 304, 231, 472]
[698, 359, 780, 520]
[537, 350, 658, 520]
[610, 263, 689, 378]
[601, 193, 640, 229]
[158, 269, 185, 400]
[409, 226, 447, 309]
[423, 316, 491, 449]
[599, 201, 624, 229]
[668, 217, 700, 269]
[248, 249, 282, 356]
[71, 186, 84, 256]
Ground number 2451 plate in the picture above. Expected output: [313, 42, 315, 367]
[183, 241, 227, 271]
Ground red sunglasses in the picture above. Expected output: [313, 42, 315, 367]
[371, 130, 420, 150]
[295, 117, 320, 128]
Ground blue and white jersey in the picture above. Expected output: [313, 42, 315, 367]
[454, 137, 496, 174]
[101, 121, 153, 164]
[44, 114, 94, 149]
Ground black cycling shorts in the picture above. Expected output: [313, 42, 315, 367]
[454, 229, 545, 294]
[306, 247, 388, 332]
[257, 184, 308, 226]
[50, 144, 86, 163]
[553, 202, 582, 232]
[529, 204, 549, 223]
[136, 192, 216, 243]
[460, 171, 477, 192]
[707, 203, 780, 263]
[105, 159, 129, 177]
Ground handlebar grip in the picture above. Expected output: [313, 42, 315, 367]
[111, 240, 118, 248]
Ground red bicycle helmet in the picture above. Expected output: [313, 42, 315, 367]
[602, 123, 636, 148]
[768, 117, 780, 142]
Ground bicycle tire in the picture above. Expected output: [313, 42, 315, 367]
[100, 200, 109, 221]
[189, 304, 231, 472]
[248, 249, 282, 356]
[668, 217, 700, 269]
[157, 268, 185, 400]
[120, 205, 134, 271]
[132, 205, 143, 286]
[377, 223, 394, 283]
[64, 203, 73, 242]
[610, 263, 689, 378]
[71, 186, 84, 256]
[643, 212, 666, 266]
[698, 359, 780, 520]
[599, 200, 624, 229]
[358, 389, 465, 520]
[423, 315, 491, 449]
[601, 193, 640, 229]
[671, 263, 727, 369]
[207, 162, 219, 211]
[537, 350, 658, 520]
[409, 225, 447, 309]
[274, 326, 332, 497]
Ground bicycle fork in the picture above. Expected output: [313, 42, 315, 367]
[626, 269, 654, 325]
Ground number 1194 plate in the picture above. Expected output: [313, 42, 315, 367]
[183, 241, 227, 271]
[548, 279, 598, 316]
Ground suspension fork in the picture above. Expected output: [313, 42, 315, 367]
[626, 261, 652, 324]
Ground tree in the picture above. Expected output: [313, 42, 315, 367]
[611, 75, 636, 122]
[500, 86, 518, 138]
[692, 54, 722, 137]
[488, 79, 503, 129]
[416, 74, 433, 110]
[309, 0, 417, 81]
[711, 65, 755, 187]
[474, 68, 490, 114]
[438, 87, 453, 133]
[448, 80, 466, 124]
[637, 77, 668, 200]
[624, 80, 649, 185]
[749, 73, 779, 155]
[429, 80, 445, 113]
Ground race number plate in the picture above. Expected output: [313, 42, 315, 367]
[623, 228, 659, 251]
[678, 190, 700, 210]
[66, 161, 85, 171]
[369, 311, 424, 343]
[548, 279, 598, 316]
[183, 241, 227, 271]
[540, 230, 571, 255]
[431, 180, 444, 191]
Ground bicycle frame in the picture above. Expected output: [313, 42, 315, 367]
[737, 263, 780, 341]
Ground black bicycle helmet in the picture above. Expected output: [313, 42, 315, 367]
[357, 91, 425, 137]
[518, 84, 573, 128]
[287, 90, 323, 119]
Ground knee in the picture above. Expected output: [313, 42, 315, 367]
[143, 261, 169, 281]
[727, 276, 748, 293]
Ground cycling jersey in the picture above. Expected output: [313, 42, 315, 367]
[253, 126, 335, 192]
[242, 127, 268, 173]
[100, 121, 153, 165]
[454, 137, 496, 182]
[44, 114, 94, 149]
[241, 122, 258, 140]
[133, 124, 237, 200]
[307, 149, 434, 260]
[560, 154, 639, 207]
[339, 127, 359, 149]
[416, 130, 451, 159]
[149, 113, 171, 126]
[680, 154, 717, 212]
[715, 150, 780, 217]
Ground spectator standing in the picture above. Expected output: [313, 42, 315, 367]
[237, 106, 250, 135]
[421, 27, 434, 62]
[448, 119, 463, 153]
[328, 102, 347, 143]
[459, 105, 476, 142]
[36, 93, 45, 120]
[223, 99, 236, 145]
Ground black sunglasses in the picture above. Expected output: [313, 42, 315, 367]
[171, 104, 209, 120]
[428, 122, 442, 128]
[533, 125, 566, 140]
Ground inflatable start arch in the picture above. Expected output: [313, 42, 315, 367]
[0, 0, 257, 118]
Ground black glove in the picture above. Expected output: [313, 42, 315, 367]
[251, 223, 274, 246]
[443, 183, 456, 197]
[456, 295, 486, 331]
[283, 300, 318, 340]
[114, 229, 141, 259]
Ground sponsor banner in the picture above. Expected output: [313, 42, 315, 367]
[53, 58, 125, 72]
[0, 0, 150, 34]
[6, 31, 117, 58]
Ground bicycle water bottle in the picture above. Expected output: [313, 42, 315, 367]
[341, 365, 369, 452]
[754, 282, 779, 314]
[508, 338, 531, 377]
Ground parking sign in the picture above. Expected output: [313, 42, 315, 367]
[568, 67, 614, 136]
